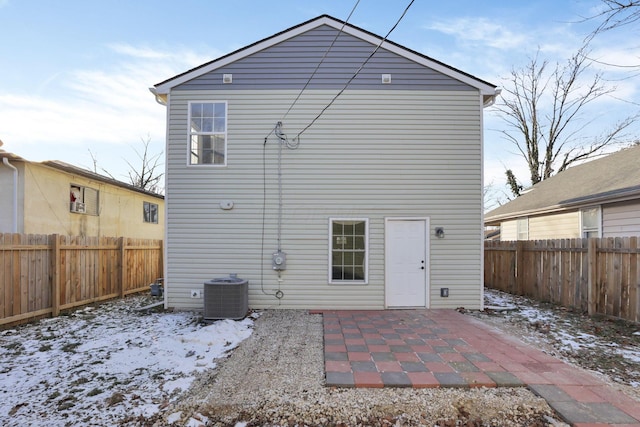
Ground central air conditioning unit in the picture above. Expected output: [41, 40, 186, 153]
[203, 274, 248, 320]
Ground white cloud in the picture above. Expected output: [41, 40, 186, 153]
[425, 17, 529, 51]
[0, 43, 213, 177]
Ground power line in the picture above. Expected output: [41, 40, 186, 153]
[280, 0, 362, 123]
[293, 0, 416, 142]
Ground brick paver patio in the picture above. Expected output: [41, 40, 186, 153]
[321, 310, 640, 427]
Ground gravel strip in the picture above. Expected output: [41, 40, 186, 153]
[159, 310, 568, 426]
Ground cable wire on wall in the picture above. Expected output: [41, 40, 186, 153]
[293, 0, 416, 142]
[280, 0, 361, 123]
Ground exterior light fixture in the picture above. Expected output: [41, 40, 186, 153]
[435, 227, 445, 238]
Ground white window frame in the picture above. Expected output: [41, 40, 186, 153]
[143, 201, 159, 224]
[516, 217, 529, 240]
[70, 184, 99, 216]
[580, 206, 601, 238]
[187, 101, 227, 166]
[328, 218, 369, 285]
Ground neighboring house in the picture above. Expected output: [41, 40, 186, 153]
[485, 144, 640, 240]
[152, 15, 499, 311]
[0, 150, 164, 239]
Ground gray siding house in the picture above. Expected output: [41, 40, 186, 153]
[153, 15, 499, 311]
[485, 144, 640, 240]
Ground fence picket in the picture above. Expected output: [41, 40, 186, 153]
[0, 233, 163, 326]
[485, 237, 640, 322]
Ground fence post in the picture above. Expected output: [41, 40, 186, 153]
[515, 240, 525, 295]
[118, 237, 126, 298]
[51, 234, 61, 317]
[587, 237, 597, 316]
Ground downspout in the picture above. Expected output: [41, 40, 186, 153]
[2, 157, 18, 233]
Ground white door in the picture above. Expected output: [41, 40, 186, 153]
[385, 218, 428, 308]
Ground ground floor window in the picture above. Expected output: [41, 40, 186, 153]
[517, 217, 529, 240]
[581, 206, 601, 238]
[143, 201, 159, 223]
[329, 218, 368, 284]
[70, 185, 99, 215]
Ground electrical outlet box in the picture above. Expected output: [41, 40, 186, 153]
[190, 289, 201, 298]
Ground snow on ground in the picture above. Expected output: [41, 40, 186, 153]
[0, 295, 255, 426]
[481, 289, 640, 389]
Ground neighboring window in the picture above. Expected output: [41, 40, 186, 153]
[516, 217, 529, 240]
[581, 206, 601, 238]
[143, 201, 158, 224]
[70, 185, 99, 215]
[188, 101, 227, 165]
[330, 218, 368, 283]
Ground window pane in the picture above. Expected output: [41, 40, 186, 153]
[202, 103, 214, 117]
[344, 252, 353, 267]
[202, 117, 213, 133]
[343, 223, 354, 236]
[190, 117, 202, 133]
[83, 187, 99, 216]
[333, 222, 343, 235]
[354, 236, 365, 250]
[582, 208, 599, 228]
[150, 203, 158, 223]
[214, 136, 225, 164]
[191, 103, 203, 118]
[214, 117, 226, 132]
[214, 102, 226, 117]
[344, 236, 353, 249]
[355, 221, 365, 235]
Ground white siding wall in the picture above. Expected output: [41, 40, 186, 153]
[500, 212, 580, 240]
[165, 89, 483, 310]
[603, 201, 640, 237]
[529, 211, 580, 239]
[500, 220, 517, 241]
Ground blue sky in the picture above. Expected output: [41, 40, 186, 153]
[0, 0, 637, 202]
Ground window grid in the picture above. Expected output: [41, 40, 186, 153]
[330, 219, 367, 283]
[188, 101, 227, 165]
[143, 201, 159, 224]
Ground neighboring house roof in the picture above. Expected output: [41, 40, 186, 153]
[0, 150, 164, 200]
[153, 14, 498, 105]
[485, 144, 640, 224]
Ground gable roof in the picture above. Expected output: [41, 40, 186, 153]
[485, 145, 640, 224]
[153, 15, 498, 104]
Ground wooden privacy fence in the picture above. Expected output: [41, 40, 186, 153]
[0, 233, 163, 326]
[485, 238, 640, 323]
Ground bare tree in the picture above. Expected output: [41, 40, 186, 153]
[86, 137, 164, 194]
[497, 46, 637, 197]
[125, 136, 164, 194]
[588, 0, 640, 35]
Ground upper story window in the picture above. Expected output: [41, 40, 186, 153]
[581, 206, 601, 238]
[329, 218, 368, 284]
[143, 201, 158, 224]
[70, 185, 99, 215]
[188, 101, 227, 166]
[516, 217, 529, 240]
